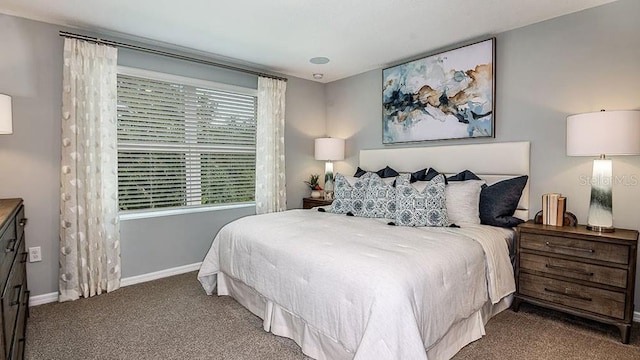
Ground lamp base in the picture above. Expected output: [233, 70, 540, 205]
[586, 158, 614, 232]
[586, 224, 615, 233]
[324, 161, 334, 193]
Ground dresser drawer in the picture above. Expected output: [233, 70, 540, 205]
[519, 273, 626, 319]
[520, 252, 627, 288]
[8, 295, 26, 360]
[0, 218, 17, 282]
[519, 233, 629, 264]
[1, 249, 25, 356]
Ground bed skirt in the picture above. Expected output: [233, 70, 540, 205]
[217, 272, 513, 360]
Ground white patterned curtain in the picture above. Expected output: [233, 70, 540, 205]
[255, 77, 287, 214]
[59, 38, 121, 302]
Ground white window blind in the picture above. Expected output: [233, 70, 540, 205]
[117, 70, 257, 211]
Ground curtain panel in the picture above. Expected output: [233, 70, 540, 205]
[255, 77, 287, 214]
[59, 38, 121, 302]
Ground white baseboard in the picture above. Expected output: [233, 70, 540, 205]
[29, 262, 202, 307]
[29, 292, 60, 307]
[120, 262, 202, 287]
[635, 311, 640, 323]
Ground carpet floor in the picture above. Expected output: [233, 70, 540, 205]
[26, 272, 640, 359]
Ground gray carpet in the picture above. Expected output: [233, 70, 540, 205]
[26, 272, 640, 359]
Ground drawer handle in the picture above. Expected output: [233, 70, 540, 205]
[17, 337, 25, 358]
[4, 238, 16, 253]
[10, 284, 22, 306]
[545, 264, 594, 277]
[20, 251, 28, 263]
[19, 218, 28, 227]
[24, 290, 30, 319]
[544, 287, 592, 302]
[545, 241, 594, 253]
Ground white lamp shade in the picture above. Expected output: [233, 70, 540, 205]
[314, 137, 345, 161]
[0, 94, 12, 135]
[567, 110, 640, 156]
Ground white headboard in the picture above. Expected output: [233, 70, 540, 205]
[359, 141, 530, 220]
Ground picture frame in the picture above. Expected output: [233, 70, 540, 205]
[382, 38, 496, 144]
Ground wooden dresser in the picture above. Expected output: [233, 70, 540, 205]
[0, 199, 28, 359]
[514, 221, 638, 343]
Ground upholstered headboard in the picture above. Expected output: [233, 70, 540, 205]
[359, 141, 531, 220]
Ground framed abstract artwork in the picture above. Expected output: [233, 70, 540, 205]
[382, 38, 495, 144]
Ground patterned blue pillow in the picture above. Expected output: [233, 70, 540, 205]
[395, 173, 449, 227]
[362, 173, 397, 219]
[330, 173, 370, 215]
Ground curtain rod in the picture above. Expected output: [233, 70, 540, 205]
[59, 31, 287, 82]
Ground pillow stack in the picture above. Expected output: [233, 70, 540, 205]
[444, 170, 528, 227]
[329, 166, 528, 228]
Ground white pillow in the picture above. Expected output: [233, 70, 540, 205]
[446, 180, 485, 224]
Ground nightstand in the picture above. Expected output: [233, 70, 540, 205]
[513, 221, 638, 343]
[302, 197, 333, 209]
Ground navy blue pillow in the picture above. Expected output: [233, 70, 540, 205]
[409, 168, 428, 183]
[354, 167, 367, 177]
[447, 170, 481, 182]
[354, 166, 399, 178]
[411, 167, 447, 184]
[479, 176, 529, 228]
[425, 168, 446, 183]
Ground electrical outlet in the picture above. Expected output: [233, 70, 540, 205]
[29, 246, 42, 262]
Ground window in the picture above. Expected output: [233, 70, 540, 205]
[117, 68, 257, 212]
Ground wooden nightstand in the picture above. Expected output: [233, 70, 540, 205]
[302, 197, 333, 209]
[513, 221, 638, 343]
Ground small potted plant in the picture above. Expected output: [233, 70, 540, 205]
[304, 174, 323, 198]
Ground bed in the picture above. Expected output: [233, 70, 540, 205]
[198, 141, 530, 360]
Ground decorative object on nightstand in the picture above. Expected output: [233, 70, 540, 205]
[304, 174, 323, 199]
[513, 221, 638, 343]
[0, 94, 12, 135]
[314, 137, 345, 199]
[534, 210, 577, 227]
[566, 110, 640, 232]
[541, 193, 566, 226]
[0, 198, 28, 358]
[303, 197, 333, 209]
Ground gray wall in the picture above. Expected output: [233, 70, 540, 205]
[0, 13, 325, 296]
[326, 0, 640, 310]
[0, 15, 63, 298]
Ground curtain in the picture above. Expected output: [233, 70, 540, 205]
[255, 77, 287, 214]
[59, 38, 121, 302]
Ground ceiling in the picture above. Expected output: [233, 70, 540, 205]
[0, 0, 618, 83]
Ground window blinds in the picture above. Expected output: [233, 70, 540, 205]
[117, 73, 257, 211]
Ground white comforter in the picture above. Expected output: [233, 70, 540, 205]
[198, 210, 515, 360]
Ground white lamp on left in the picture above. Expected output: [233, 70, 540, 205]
[314, 137, 345, 196]
[0, 94, 13, 135]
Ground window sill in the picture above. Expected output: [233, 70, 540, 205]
[119, 203, 255, 221]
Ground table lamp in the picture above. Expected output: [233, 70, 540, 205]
[0, 94, 12, 135]
[314, 137, 345, 197]
[566, 110, 640, 232]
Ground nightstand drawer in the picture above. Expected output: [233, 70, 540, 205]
[519, 273, 625, 319]
[519, 233, 629, 264]
[520, 253, 627, 288]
